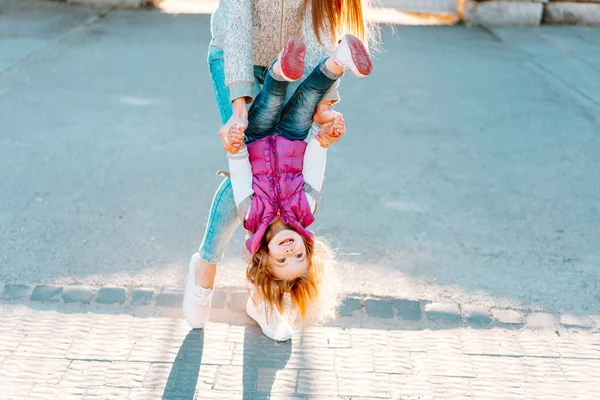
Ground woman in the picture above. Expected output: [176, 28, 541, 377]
[183, 0, 373, 340]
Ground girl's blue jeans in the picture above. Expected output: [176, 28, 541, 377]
[198, 46, 337, 263]
[245, 63, 340, 143]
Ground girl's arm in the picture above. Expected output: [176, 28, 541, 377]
[302, 4, 341, 106]
[227, 147, 254, 209]
[303, 125, 328, 212]
[221, 0, 255, 103]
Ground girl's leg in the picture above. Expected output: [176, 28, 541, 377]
[244, 38, 306, 143]
[275, 60, 342, 141]
[276, 34, 372, 141]
[243, 67, 289, 143]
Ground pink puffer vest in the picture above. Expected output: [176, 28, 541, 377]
[244, 134, 315, 254]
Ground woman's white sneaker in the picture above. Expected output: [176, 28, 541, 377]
[246, 297, 293, 342]
[334, 34, 373, 77]
[183, 253, 213, 329]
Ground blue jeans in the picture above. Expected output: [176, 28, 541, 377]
[198, 47, 267, 264]
[244, 62, 340, 143]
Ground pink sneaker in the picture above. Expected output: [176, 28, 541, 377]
[278, 38, 307, 82]
[334, 34, 373, 78]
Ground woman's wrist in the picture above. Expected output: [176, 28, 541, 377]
[232, 97, 248, 118]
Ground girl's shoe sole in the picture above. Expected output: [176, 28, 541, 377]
[279, 38, 306, 82]
[344, 34, 373, 77]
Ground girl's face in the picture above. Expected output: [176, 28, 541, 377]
[267, 227, 309, 280]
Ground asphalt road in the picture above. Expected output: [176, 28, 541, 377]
[1, 2, 599, 315]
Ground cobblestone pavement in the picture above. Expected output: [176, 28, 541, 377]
[1, 289, 599, 400]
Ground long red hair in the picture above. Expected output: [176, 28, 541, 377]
[246, 235, 338, 323]
[305, 0, 371, 44]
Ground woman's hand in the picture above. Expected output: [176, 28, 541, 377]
[315, 116, 346, 148]
[219, 98, 249, 154]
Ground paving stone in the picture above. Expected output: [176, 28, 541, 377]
[61, 360, 111, 386]
[544, 3, 600, 25]
[554, 332, 600, 359]
[69, 337, 135, 361]
[364, 298, 394, 319]
[558, 358, 600, 382]
[460, 329, 522, 357]
[300, 326, 351, 348]
[213, 365, 243, 391]
[297, 370, 338, 396]
[470, 379, 526, 399]
[334, 348, 374, 372]
[84, 386, 132, 399]
[0, 358, 70, 385]
[425, 302, 462, 323]
[492, 308, 524, 325]
[337, 372, 391, 397]
[464, 0, 543, 26]
[13, 335, 72, 358]
[131, 289, 154, 306]
[351, 329, 389, 350]
[0, 384, 34, 399]
[390, 373, 433, 399]
[128, 339, 181, 363]
[521, 357, 566, 382]
[471, 355, 526, 381]
[28, 385, 86, 399]
[392, 298, 422, 321]
[62, 287, 95, 304]
[560, 314, 594, 329]
[227, 290, 249, 312]
[30, 285, 63, 302]
[2, 284, 31, 300]
[463, 304, 493, 327]
[256, 368, 297, 394]
[95, 287, 127, 305]
[429, 376, 473, 399]
[104, 362, 151, 388]
[212, 290, 227, 308]
[285, 347, 335, 370]
[387, 330, 426, 352]
[155, 290, 184, 308]
[517, 331, 560, 358]
[412, 352, 476, 378]
[527, 312, 558, 329]
[372, 348, 412, 374]
[337, 297, 362, 316]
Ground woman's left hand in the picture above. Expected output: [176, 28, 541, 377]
[315, 120, 345, 148]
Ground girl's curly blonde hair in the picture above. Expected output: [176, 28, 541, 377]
[246, 234, 339, 324]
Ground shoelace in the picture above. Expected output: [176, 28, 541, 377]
[191, 286, 212, 306]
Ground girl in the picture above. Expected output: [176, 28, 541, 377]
[224, 35, 372, 341]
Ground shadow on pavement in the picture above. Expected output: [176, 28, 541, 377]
[241, 324, 293, 399]
[162, 329, 204, 400]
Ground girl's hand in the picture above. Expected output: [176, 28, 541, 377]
[315, 118, 345, 148]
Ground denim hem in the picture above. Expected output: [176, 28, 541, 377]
[320, 60, 344, 80]
[268, 66, 287, 82]
[197, 249, 221, 265]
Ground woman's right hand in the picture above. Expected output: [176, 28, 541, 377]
[219, 98, 249, 154]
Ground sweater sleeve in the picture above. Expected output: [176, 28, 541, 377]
[302, 4, 341, 105]
[227, 147, 254, 208]
[303, 125, 327, 213]
[221, 0, 255, 102]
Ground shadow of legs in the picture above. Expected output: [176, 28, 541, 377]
[162, 329, 204, 400]
[242, 324, 293, 399]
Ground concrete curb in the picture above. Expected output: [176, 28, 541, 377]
[1, 283, 598, 331]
